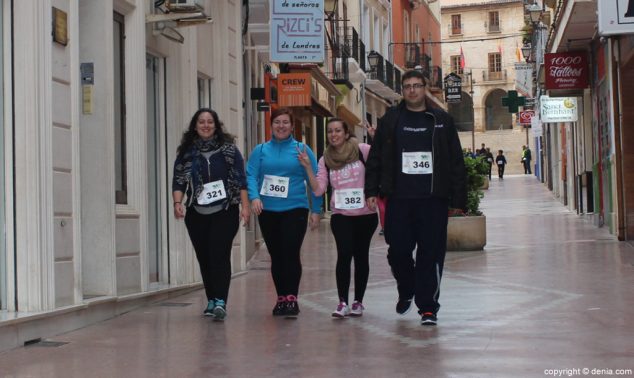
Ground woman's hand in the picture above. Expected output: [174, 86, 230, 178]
[308, 213, 321, 231]
[296, 145, 311, 170]
[240, 204, 251, 227]
[364, 121, 377, 139]
[251, 198, 264, 216]
[174, 202, 185, 219]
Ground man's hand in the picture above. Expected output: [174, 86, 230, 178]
[366, 196, 377, 211]
[364, 121, 377, 139]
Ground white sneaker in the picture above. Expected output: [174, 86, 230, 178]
[331, 302, 350, 318]
[349, 301, 365, 317]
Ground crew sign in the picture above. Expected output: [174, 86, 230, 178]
[270, 0, 324, 63]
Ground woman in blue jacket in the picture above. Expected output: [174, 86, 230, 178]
[247, 108, 322, 317]
[172, 108, 250, 321]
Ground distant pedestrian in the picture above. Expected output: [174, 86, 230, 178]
[495, 150, 507, 179]
[246, 108, 323, 318]
[521, 145, 532, 174]
[364, 70, 467, 326]
[477, 143, 487, 156]
[299, 118, 378, 318]
[485, 148, 494, 180]
[172, 108, 250, 321]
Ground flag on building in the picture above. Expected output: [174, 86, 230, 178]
[516, 42, 522, 62]
[460, 46, 465, 69]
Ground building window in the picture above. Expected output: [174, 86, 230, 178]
[451, 55, 463, 75]
[113, 12, 127, 204]
[488, 52, 502, 80]
[197, 76, 212, 109]
[451, 14, 462, 35]
[488, 11, 500, 33]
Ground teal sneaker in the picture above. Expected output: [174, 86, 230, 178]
[203, 299, 215, 317]
[212, 299, 226, 321]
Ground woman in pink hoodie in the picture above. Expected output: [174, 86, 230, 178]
[299, 118, 378, 318]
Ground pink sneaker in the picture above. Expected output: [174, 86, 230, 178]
[350, 301, 365, 317]
[331, 302, 350, 318]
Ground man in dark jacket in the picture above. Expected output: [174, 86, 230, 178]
[365, 70, 466, 326]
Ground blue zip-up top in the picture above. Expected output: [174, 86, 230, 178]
[247, 136, 322, 213]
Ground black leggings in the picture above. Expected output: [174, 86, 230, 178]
[258, 208, 309, 297]
[330, 213, 378, 304]
[185, 205, 239, 302]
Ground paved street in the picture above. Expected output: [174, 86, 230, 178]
[0, 175, 633, 378]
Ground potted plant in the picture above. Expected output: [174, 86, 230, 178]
[446, 156, 488, 251]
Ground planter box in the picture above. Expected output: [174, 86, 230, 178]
[481, 176, 489, 190]
[447, 215, 486, 251]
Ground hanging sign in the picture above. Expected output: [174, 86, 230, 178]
[443, 73, 462, 104]
[598, 0, 634, 36]
[519, 110, 535, 125]
[544, 52, 589, 90]
[277, 73, 312, 107]
[540, 96, 578, 123]
[270, 0, 324, 63]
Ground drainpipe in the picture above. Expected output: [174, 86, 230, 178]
[360, 0, 367, 137]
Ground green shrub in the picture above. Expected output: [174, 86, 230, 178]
[463, 156, 489, 216]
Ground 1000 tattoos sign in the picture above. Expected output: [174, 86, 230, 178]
[545, 52, 589, 90]
[270, 0, 324, 63]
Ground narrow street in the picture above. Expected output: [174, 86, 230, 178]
[1, 176, 633, 378]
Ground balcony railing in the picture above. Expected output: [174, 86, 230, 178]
[448, 24, 463, 35]
[325, 26, 367, 85]
[429, 66, 442, 89]
[404, 44, 420, 68]
[485, 20, 501, 33]
[482, 69, 507, 82]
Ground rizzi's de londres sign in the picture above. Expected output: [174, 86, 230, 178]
[270, 0, 325, 63]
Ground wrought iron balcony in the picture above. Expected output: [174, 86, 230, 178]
[429, 66, 442, 89]
[482, 69, 507, 82]
[325, 26, 366, 84]
[365, 50, 401, 101]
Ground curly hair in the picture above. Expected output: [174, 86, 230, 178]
[176, 108, 234, 157]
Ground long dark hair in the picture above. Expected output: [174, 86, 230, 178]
[176, 108, 233, 156]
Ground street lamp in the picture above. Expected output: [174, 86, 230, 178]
[527, 3, 543, 23]
[324, 0, 337, 20]
[521, 42, 532, 63]
[367, 50, 380, 70]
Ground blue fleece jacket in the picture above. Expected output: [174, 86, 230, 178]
[247, 136, 322, 213]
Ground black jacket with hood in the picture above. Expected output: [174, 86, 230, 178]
[364, 101, 467, 211]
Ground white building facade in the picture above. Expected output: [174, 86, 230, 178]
[1, 0, 247, 351]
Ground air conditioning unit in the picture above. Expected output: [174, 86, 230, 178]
[165, 0, 204, 12]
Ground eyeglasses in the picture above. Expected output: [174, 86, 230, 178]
[402, 83, 425, 91]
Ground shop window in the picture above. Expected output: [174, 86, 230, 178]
[113, 12, 127, 204]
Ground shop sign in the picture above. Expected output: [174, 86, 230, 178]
[278, 73, 311, 107]
[443, 73, 462, 104]
[532, 115, 543, 137]
[270, 0, 324, 63]
[519, 110, 535, 125]
[540, 96, 578, 123]
[515, 63, 533, 97]
[598, 0, 634, 36]
[545, 52, 589, 90]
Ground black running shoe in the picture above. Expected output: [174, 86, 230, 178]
[285, 295, 300, 318]
[420, 312, 437, 326]
[272, 297, 287, 316]
[395, 297, 413, 315]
